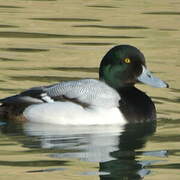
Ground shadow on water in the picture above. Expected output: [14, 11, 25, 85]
[0, 119, 164, 178]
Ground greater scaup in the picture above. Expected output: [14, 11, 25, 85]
[0, 45, 168, 124]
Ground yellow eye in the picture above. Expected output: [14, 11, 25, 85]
[124, 58, 131, 64]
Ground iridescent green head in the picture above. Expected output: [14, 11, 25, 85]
[99, 45, 168, 89]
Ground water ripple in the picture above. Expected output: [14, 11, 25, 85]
[63, 42, 116, 46]
[30, 17, 101, 22]
[0, 57, 25, 61]
[143, 11, 180, 15]
[0, 24, 18, 28]
[0, 48, 49, 52]
[10, 76, 83, 82]
[0, 5, 23, 9]
[51, 67, 98, 73]
[74, 25, 149, 30]
[0, 31, 144, 39]
[87, 5, 116, 8]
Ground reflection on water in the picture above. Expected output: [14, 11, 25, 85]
[0, 120, 167, 179]
[24, 123, 125, 163]
[99, 122, 157, 179]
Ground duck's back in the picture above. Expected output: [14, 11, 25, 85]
[45, 79, 120, 108]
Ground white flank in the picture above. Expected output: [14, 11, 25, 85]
[23, 102, 127, 125]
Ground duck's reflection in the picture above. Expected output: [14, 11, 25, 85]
[24, 123, 125, 162]
[99, 122, 156, 179]
[22, 121, 156, 179]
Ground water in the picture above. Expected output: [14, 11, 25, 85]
[0, 0, 180, 179]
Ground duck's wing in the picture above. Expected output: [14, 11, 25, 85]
[0, 79, 120, 108]
[44, 79, 120, 108]
[0, 86, 46, 105]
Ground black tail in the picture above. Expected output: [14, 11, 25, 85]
[0, 86, 45, 121]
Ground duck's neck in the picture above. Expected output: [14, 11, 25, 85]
[117, 86, 156, 123]
[117, 86, 136, 92]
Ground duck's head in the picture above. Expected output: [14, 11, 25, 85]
[99, 45, 168, 89]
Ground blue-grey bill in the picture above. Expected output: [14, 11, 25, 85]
[137, 66, 168, 88]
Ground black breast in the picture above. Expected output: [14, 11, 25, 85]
[118, 87, 156, 123]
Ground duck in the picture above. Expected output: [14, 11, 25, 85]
[0, 45, 168, 125]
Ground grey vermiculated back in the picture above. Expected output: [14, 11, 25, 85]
[45, 79, 120, 108]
